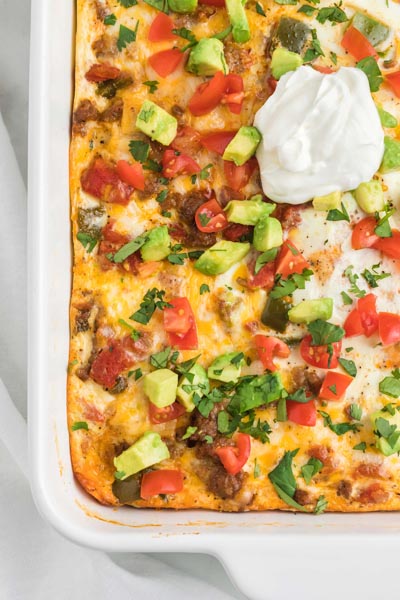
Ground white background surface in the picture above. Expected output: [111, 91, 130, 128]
[0, 0, 245, 597]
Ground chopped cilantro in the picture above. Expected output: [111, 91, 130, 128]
[129, 140, 150, 163]
[104, 13, 117, 25]
[270, 268, 313, 299]
[156, 189, 168, 203]
[349, 404, 363, 421]
[71, 421, 89, 431]
[341, 291, 353, 305]
[326, 202, 349, 222]
[253, 458, 261, 478]
[317, 4, 347, 24]
[199, 163, 213, 180]
[143, 80, 159, 94]
[307, 319, 345, 346]
[362, 263, 390, 288]
[356, 56, 383, 92]
[118, 318, 141, 341]
[319, 410, 361, 435]
[298, 5, 317, 16]
[128, 368, 143, 380]
[200, 284, 210, 295]
[314, 495, 328, 515]
[117, 22, 139, 51]
[353, 441, 367, 452]
[344, 265, 366, 299]
[117, 0, 138, 5]
[330, 51, 337, 65]
[375, 206, 395, 238]
[304, 29, 324, 62]
[338, 358, 357, 377]
[276, 398, 287, 422]
[256, 2, 266, 15]
[301, 457, 323, 484]
[77, 232, 98, 253]
[114, 470, 126, 480]
[268, 450, 307, 512]
[130, 288, 172, 325]
[254, 247, 279, 274]
[172, 27, 197, 51]
[181, 426, 197, 440]
[379, 369, 400, 398]
[110, 233, 148, 263]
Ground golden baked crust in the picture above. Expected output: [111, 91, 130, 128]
[69, 0, 400, 512]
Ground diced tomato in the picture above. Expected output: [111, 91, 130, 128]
[90, 339, 135, 389]
[102, 219, 129, 245]
[199, 0, 225, 5]
[224, 159, 255, 191]
[385, 71, 400, 98]
[319, 371, 353, 401]
[171, 126, 202, 154]
[374, 230, 400, 259]
[254, 335, 290, 371]
[163, 297, 193, 335]
[140, 470, 184, 499]
[344, 294, 379, 338]
[223, 223, 252, 241]
[287, 399, 316, 427]
[149, 402, 186, 424]
[313, 64, 335, 74]
[201, 131, 237, 155]
[378, 312, 400, 346]
[188, 71, 227, 116]
[162, 149, 201, 178]
[275, 240, 310, 278]
[358, 294, 379, 337]
[344, 308, 364, 338]
[300, 335, 342, 369]
[165, 297, 198, 350]
[148, 13, 178, 42]
[127, 254, 160, 277]
[215, 433, 251, 475]
[81, 158, 133, 205]
[195, 199, 228, 233]
[341, 26, 378, 61]
[247, 261, 276, 290]
[222, 74, 244, 114]
[116, 160, 145, 191]
[85, 62, 120, 82]
[149, 48, 185, 78]
[351, 217, 380, 250]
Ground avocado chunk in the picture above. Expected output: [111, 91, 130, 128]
[168, 0, 197, 12]
[176, 364, 209, 412]
[253, 216, 283, 252]
[271, 47, 303, 80]
[195, 240, 250, 275]
[225, 0, 250, 43]
[371, 410, 400, 456]
[380, 136, 400, 173]
[187, 38, 228, 76]
[312, 191, 342, 211]
[143, 369, 178, 408]
[136, 100, 177, 146]
[225, 198, 275, 226]
[222, 126, 262, 166]
[288, 298, 333, 324]
[354, 180, 384, 214]
[208, 351, 244, 383]
[140, 226, 171, 262]
[352, 12, 390, 47]
[275, 17, 310, 55]
[377, 106, 398, 129]
[113, 432, 170, 479]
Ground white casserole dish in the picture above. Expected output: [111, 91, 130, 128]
[28, 1, 400, 598]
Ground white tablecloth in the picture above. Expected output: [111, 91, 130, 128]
[0, 1, 244, 597]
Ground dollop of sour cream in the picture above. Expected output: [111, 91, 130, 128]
[254, 66, 384, 204]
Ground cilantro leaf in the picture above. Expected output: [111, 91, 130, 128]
[118, 318, 141, 341]
[200, 284, 210, 295]
[150, 347, 173, 369]
[268, 450, 308, 512]
[253, 458, 261, 478]
[301, 457, 323, 484]
[143, 0, 168, 12]
[298, 5, 317, 16]
[327, 202, 350, 222]
[110, 233, 148, 263]
[256, 2, 266, 15]
[77, 232, 98, 253]
[286, 387, 309, 403]
[181, 426, 197, 440]
[117, 23, 139, 51]
[254, 247, 279, 274]
[353, 441, 367, 452]
[317, 5, 348, 24]
[143, 80, 159, 94]
[307, 319, 345, 346]
[314, 495, 328, 515]
[362, 264, 390, 288]
[129, 140, 150, 163]
[338, 357, 357, 377]
[270, 268, 313, 299]
[304, 29, 324, 62]
[104, 13, 117, 25]
[379, 372, 400, 398]
[341, 291, 353, 305]
[71, 421, 89, 431]
[356, 57, 383, 92]
[344, 265, 366, 299]
[349, 404, 363, 421]
[172, 27, 197, 51]
[117, 0, 138, 6]
[374, 207, 395, 238]
[319, 410, 361, 435]
[130, 288, 172, 325]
